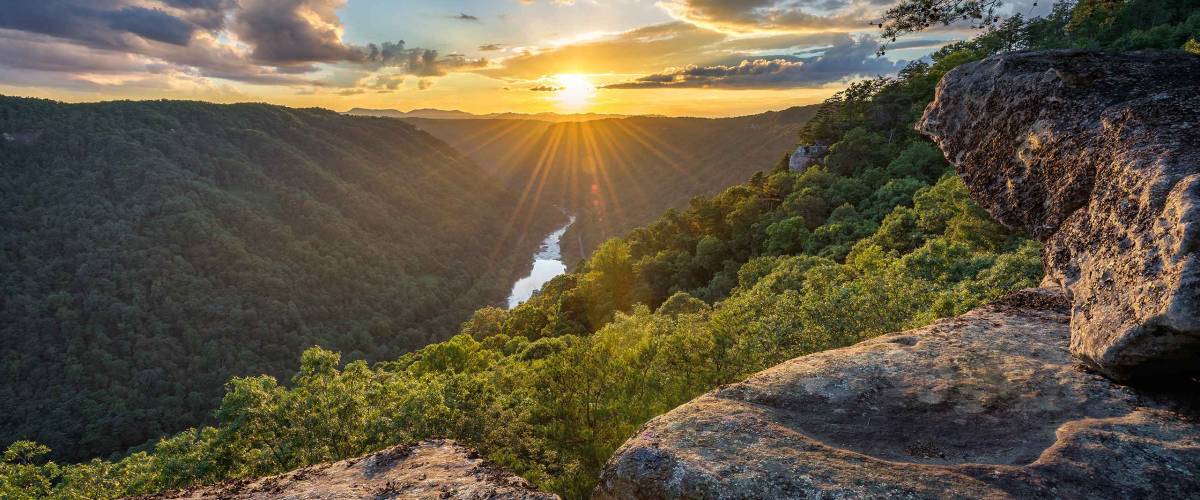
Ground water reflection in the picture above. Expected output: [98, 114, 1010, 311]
[507, 216, 576, 308]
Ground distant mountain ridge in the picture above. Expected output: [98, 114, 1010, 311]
[344, 107, 632, 122]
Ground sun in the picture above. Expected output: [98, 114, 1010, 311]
[553, 74, 596, 110]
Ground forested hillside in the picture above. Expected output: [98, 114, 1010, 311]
[0, 98, 558, 461]
[404, 107, 818, 264]
[2, 1, 1196, 498]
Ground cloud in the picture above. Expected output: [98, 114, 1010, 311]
[529, 84, 562, 91]
[165, 0, 240, 31]
[657, 0, 886, 33]
[360, 42, 487, 76]
[0, 31, 151, 74]
[0, 0, 486, 93]
[371, 74, 405, 90]
[0, 0, 926, 98]
[604, 35, 901, 88]
[485, 22, 726, 79]
[102, 6, 199, 46]
[481, 20, 911, 86]
[0, 2, 199, 50]
[877, 38, 947, 51]
[715, 31, 847, 50]
[231, 0, 361, 66]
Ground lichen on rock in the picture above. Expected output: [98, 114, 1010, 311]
[134, 439, 558, 500]
[595, 288, 1200, 498]
[917, 50, 1200, 381]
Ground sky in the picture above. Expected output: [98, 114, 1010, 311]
[0, 0, 993, 117]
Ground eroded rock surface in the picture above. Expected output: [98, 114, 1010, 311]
[595, 289, 1200, 499]
[917, 50, 1200, 380]
[137, 439, 557, 499]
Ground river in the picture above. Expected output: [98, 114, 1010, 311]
[507, 215, 576, 309]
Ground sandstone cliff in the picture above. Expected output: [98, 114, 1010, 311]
[918, 50, 1199, 381]
[596, 50, 1200, 499]
[135, 440, 557, 500]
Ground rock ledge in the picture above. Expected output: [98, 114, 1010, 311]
[917, 49, 1200, 380]
[595, 288, 1200, 499]
[135, 439, 557, 499]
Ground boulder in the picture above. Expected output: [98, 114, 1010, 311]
[594, 289, 1200, 499]
[917, 50, 1200, 380]
[135, 439, 557, 499]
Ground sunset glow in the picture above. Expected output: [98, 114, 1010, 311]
[553, 74, 597, 110]
[0, 0, 987, 116]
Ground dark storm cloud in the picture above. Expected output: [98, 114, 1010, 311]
[0, 1, 198, 49]
[161, 0, 231, 9]
[0, 0, 287, 85]
[162, 0, 238, 30]
[231, 0, 361, 65]
[103, 6, 197, 45]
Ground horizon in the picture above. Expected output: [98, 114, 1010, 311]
[0, 0, 1045, 118]
[0, 93, 817, 119]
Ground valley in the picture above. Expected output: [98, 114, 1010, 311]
[0, 99, 818, 464]
[0, 97, 564, 461]
[3, 0, 1198, 498]
[399, 107, 819, 265]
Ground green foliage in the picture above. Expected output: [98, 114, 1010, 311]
[6, 168, 1045, 500]
[765, 216, 810, 255]
[878, 0, 1006, 51]
[881, 0, 1200, 54]
[1068, 0, 1200, 49]
[824, 127, 897, 176]
[0, 98, 559, 461]
[887, 141, 948, 179]
[6, 2, 1193, 498]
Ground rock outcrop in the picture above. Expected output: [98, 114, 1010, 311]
[597, 50, 1200, 499]
[138, 439, 557, 499]
[917, 50, 1200, 381]
[595, 289, 1200, 498]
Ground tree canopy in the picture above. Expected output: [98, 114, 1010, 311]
[3, 1, 1197, 497]
[0, 98, 559, 462]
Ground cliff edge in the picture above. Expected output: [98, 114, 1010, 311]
[134, 440, 557, 500]
[595, 289, 1199, 498]
[918, 50, 1199, 381]
[595, 50, 1200, 499]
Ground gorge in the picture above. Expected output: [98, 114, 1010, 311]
[4, 1, 1198, 497]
